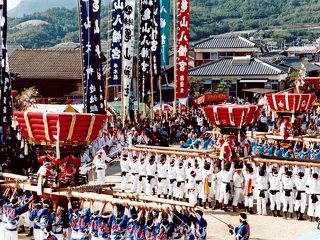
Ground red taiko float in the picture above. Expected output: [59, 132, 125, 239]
[14, 111, 106, 145]
[204, 104, 261, 128]
[265, 93, 316, 113]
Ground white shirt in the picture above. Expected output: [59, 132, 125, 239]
[256, 174, 269, 190]
[93, 155, 107, 170]
[120, 159, 130, 172]
[157, 161, 168, 178]
[233, 172, 244, 188]
[146, 162, 157, 176]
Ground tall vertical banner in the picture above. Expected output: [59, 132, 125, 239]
[160, 0, 170, 66]
[151, 0, 161, 88]
[0, 0, 12, 125]
[138, 0, 153, 103]
[108, 0, 125, 86]
[121, 0, 135, 119]
[176, 0, 190, 99]
[79, 0, 105, 114]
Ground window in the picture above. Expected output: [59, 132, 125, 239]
[203, 52, 210, 59]
[210, 52, 218, 60]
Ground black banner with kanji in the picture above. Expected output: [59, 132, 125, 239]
[79, 0, 105, 114]
[0, 0, 12, 125]
[138, 0, 153, 103]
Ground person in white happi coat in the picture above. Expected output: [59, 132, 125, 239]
[146, 155, 157, 196]
[137, 154, 148, 193]
[213, 164, 222, 210]
[157, 154, 169, 198]
[187, 171, 198, 206]
[242, 162, 256, 214]
[256, 166, 269, 216]
[120, 153, 130, 192]
[293, 166, 308, 220]
[268, 164, 283, 217]
[219, 161, 235, 211]
[282, 169, 294, 219]
[176, 160, 187, 201]
[306, 169, 320, 221]
[92, 150, 109, 185]
[201, 160, 214, 209]
[168, 156, 178, 200]
[232, 167, 244, 212]
[194, 160, 203, 206]
[129, 155, 139, 193]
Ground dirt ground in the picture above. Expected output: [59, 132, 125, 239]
[18, 161, 319, 240]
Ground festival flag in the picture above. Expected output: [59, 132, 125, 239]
[244, 178, 253, 196]
[160, 0, 170, 66]
[176, 0, 190, 99]
[79, 0, 105, 114]
[109, 0, 125, 87]
[0, 0, 12, 125]
[138, 0, 154, 103]
[121, 0, 135, 119]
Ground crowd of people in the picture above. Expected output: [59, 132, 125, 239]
[119, 149, 320, 221]
[0, 189, 207, 240]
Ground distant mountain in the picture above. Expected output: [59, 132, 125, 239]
[8, 0, 77, 17]
[7, 0, 320, 48]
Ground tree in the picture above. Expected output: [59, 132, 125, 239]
[189, 76, 205, 98]
[215, 79, 232, 93]
[14, 87, 40, 111]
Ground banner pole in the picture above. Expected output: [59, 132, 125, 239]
[77, 0, 86, 113]
[173, 0, 177, 114]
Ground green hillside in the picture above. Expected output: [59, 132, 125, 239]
[7, 0, 320, 48]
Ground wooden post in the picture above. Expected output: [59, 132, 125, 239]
[104, 0, 112, 118]
[150, 52, 154, 120]
[159, 75, 163, 118]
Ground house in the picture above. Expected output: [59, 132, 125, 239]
[284, 46, 320, 62]
[9, 48, 84, 100]
[188, 56, 288, 99]
[192, 35, 266, 67]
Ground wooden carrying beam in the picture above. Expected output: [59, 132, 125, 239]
[123, 147, 200, 157]
[134, 145, 216, 154]
[252, 157, 320, 168]
[2, 181, 194, 209]
[0, 173, 29, 181]
[113, 192, 194, 208]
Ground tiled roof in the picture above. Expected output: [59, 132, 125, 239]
[193, 35, 257, 49]
[9, 48, 82, 79]
[189, 58, 285, 76]
[286, 46, 320, 54]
